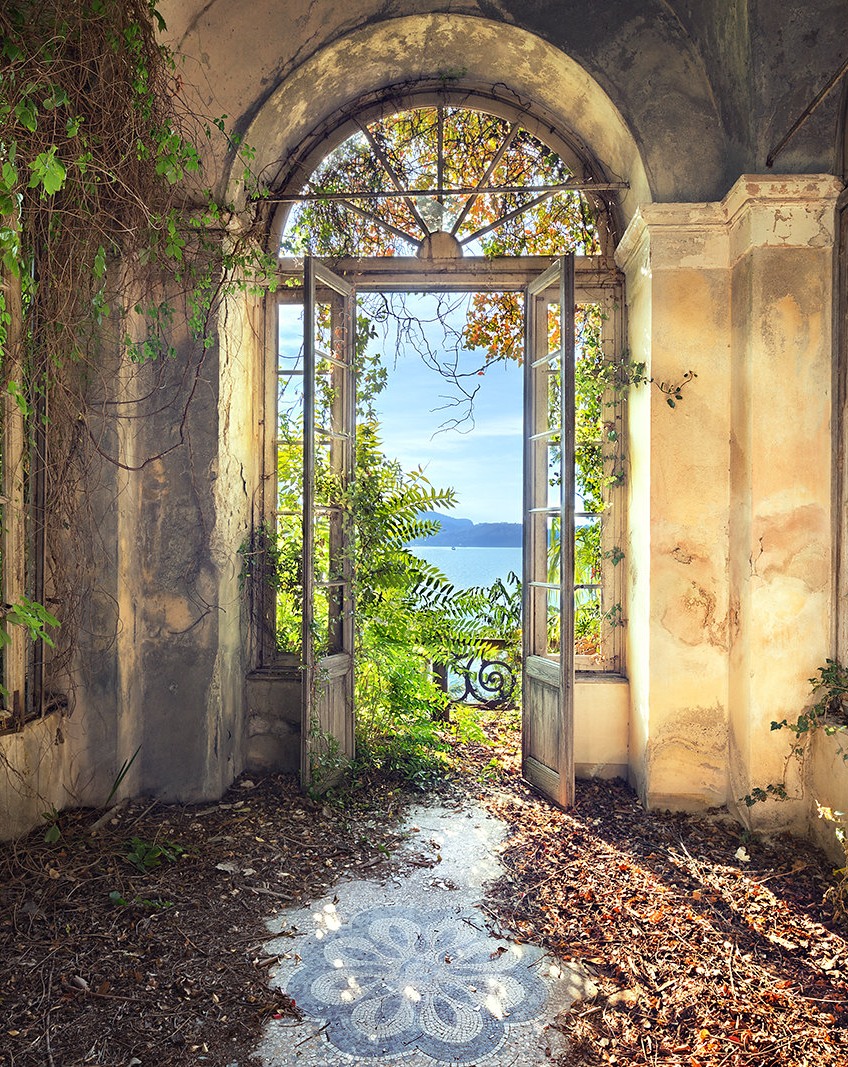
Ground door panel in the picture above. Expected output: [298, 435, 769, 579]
[301, 258, 356, 788]
[522, 256, 575, 808]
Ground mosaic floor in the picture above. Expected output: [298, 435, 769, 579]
[255, 803, 595, 1066]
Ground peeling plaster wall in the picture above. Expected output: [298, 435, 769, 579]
[617, 200, 733, 810]
[5, 0, 848, 839]
[807, 732, 848, 864]
[115, 287, 261, 804]
[618, 175, 841, 817]
[1, 291, 259, 834]
[726, 177, 841, 828]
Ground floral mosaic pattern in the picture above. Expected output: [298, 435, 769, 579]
[285, 904, 549, 1063]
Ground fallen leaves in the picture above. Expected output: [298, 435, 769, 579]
[449, 715, 848, 1067]
[0, 772, 406, 1066]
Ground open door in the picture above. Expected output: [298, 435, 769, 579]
[522, 255, 575, 808]
[301, 258, 356, 787]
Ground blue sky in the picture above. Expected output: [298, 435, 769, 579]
[365, 294, 523, 524]
[277, 294, 524, 524]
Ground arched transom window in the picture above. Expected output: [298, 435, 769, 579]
[279, 104, 620, 259]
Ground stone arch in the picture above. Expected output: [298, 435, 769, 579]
[231, 14, 652, 229]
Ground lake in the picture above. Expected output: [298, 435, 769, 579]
[409, 545, 522, 589]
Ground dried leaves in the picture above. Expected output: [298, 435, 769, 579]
[0, 774, 406, 1066]
[2, 724, 846, 1067]
[451, 722, 848, 1067]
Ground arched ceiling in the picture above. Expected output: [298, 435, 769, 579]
[158, 0, 846, 212]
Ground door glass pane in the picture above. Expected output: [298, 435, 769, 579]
[546, 586, 561, 656]
[276, 517, 302, 654]
[574, 301, 619, 668]
[575, 516, 602, 660]
[546, 513, 561, 587]
[575, 586, 601, 658]
[276, 302, 305, 654]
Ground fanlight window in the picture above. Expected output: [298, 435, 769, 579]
[279, 105, 615, 258]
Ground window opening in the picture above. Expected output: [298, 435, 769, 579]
[278, 104, 618, 259]
[269, 280, 624, 674]
[0, 257, 50, 731]
[267, 102, 625, 693]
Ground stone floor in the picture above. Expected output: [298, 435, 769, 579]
[255, 800, 596, 1066]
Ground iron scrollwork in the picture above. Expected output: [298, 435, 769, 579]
[454, 649, 517, 709]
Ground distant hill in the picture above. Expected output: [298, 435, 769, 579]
[408, 512, 522, 548]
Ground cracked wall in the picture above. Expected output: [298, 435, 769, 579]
[618, 174, 841, 817]
[4, 0, 848, 838]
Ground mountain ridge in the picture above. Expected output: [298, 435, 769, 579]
[408, 511, 522, 548]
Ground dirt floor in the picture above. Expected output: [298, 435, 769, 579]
[1, 714, 846, 1067]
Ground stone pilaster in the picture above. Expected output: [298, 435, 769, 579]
[615, 175, 841, 817]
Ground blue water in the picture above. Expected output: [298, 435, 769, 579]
[409, 545, 522, 589]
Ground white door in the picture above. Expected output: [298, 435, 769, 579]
[522, 255, 575, 808]
[301, 258, 356, 787]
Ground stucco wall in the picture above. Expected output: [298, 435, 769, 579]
[4, 1, 848, 839]
[158, 0, 847, 203]
[807, 731, 848, 865]
[618, 174, 841, 816]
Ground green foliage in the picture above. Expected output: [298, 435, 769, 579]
[740, 783, 789, 808]
[307, 717, 350, 799]
[104, 745, 141, 808]
[768, 660, 848, 758]
[350, 419, 465, 785]
[0, 0, 278, 697]
[123, 836, 184, 873]
[0, 597, 59, 648]
[0, 599, 61, 702]
[41, 805, 61, 844]
[324, 355, 521, 785]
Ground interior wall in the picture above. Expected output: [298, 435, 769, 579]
[618, 175, 841, 818]
[4, 0, 848, 838]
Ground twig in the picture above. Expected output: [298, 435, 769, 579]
[295, 1022, 329, 1047]
[176, 926, 207, 955]
[45, 966, 55, 1067]
[89, 798, 128, 835]
[727, 942, 737, 998]
[126, 798, 159, 828]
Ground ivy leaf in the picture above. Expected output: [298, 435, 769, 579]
[14, 99, 38, 131]
[28, 148, 66, 195]
[42, 86, 70, 110]
[150, 5, 168, 33]
[1, 160, 18, 191]
[2, 40, 23, 62]
[93, 245, 107, 279]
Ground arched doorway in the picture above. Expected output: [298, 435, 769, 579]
[256, 100, 627, 807]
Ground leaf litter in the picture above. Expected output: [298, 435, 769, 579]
[0, 715, 845, 1067]
[0, 774, 409, 1066]
[448, 713, 848, 1067]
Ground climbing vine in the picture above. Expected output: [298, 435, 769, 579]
[0, 0, 276, 719]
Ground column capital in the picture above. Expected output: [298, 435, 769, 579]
[724, 174, 843, 264]
[615, 174, 844, 275]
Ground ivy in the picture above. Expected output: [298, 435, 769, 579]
[0, 0, 277, 717]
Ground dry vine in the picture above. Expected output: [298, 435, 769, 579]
[0, 0, 274, 737]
